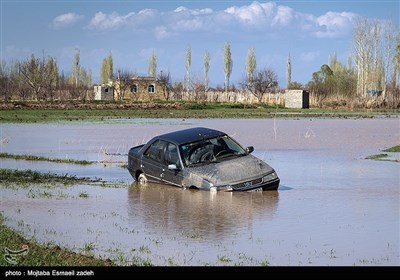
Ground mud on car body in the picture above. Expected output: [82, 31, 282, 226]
[128, 127, 279, 192]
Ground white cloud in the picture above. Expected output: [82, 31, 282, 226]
[314, 11, 356, 38]
[173, 18, 204, 31]
[224, 1, 275, 26]
[83, 1, 357, 40]
[272, 6, 294, 26]
[86, 9, 160, 31]
[154, 26, 172, 40]
[50, 13, 84, 29]
[174, 6, 213, 16]
[86, 11, 136, 30]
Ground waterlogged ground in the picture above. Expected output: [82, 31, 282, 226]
[0, 118, 399, 266]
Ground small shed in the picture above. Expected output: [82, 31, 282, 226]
[94, 85, 114, 101]
[285, 90, 309, 109]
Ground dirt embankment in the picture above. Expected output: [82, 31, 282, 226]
[0, 101, 183, 110]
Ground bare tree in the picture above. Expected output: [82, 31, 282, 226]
[223, 41, 233, 92]
[189, 74, 206, 101]
[113, 69, 133, 101]
[58, 71, 69, 100]
[171, 81, 184, 101]
[204, 50, 210, 92]
[0, 61, 15, 101]
[0, 61, 23, 101]
[158, 70, 172, 100]
[18, 54, 46, 100]
[353, 17, 398, 100]
[394, 34, 400, 88]
[353, 17, 371, 97]
[79, 67, 92, 101]
[382, 20, 397, 100]
[240, 68, 278, 102]
[43, 56, 59, 100]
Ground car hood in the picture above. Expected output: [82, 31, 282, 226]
[186, 154, 274, 186]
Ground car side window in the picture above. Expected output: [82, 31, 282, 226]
[164, 142, 180, 166]
[143, 140, 166, 162]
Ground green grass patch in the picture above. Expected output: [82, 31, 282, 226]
[0, 214, 113, 266]
[0, 169, 99, 186]
[0, 153, 93, 165]
[0, 101, 397, 123]
[366, 145, 400, 162]
[218, 255, 232, 263]
[366, 154, 389, 160]
[78, 191, 90, 198]
[383, 145, 400, 152]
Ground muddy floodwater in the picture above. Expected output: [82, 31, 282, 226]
[1, 118, 399, 266]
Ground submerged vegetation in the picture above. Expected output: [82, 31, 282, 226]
[0, 153, 93, 165]
[0, 169, 99, 185]
[383, 145, 400, 152]
[0, 214, 113, 266]
[366, 145, 400, 162]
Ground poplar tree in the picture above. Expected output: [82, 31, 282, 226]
[185, 45, 191, 91]
[72, 48, 80, 87]
[286, 53, 291, 89]
[100, 52, 113, 84]
[148, 51, 157, 78]
[204, 50, 210, 92]
[246, 48, 256, 85]
[223, 41, 233, 92]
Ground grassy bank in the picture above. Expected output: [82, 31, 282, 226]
[366, 145, 400, 162]
[0, 169, 99, 185]
[0, 214, 112, 266]
[0, 153, 93, 165]
[0, 101, 397, 123]
[382, 145, 400, 152]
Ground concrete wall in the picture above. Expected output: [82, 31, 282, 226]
[285, 90, 309, 108]
[94, 85, 114, 101]
[123, 79, 166, 101]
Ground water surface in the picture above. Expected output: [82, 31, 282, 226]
[1, 118, 399, 266]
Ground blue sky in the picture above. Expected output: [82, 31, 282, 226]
[1, 0, 399, 87]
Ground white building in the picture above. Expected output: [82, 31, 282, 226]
[94, 85, 114, 101]
[285, 90, 309, 109]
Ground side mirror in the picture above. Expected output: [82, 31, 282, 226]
[168, 164, 179, 170]
[246, 146, 254, 154]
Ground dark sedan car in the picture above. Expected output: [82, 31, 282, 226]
[128, 127, 279, 192]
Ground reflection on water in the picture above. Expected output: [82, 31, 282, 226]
[127, 183, 279, 239]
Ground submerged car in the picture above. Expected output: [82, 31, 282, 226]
[127, 127, 279, 192]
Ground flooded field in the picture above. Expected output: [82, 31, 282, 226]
[1, 117, 399, 266]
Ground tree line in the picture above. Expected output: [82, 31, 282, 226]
[0, 17, 399, 108]
[0, 49, 93, 101]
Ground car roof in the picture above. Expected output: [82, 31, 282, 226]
[157, 127, 226, 145]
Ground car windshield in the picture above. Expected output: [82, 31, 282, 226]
[179, 135, 247, 167]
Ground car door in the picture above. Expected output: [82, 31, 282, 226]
[161, 142, 184, 187]
[141, 139, 166, 183]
